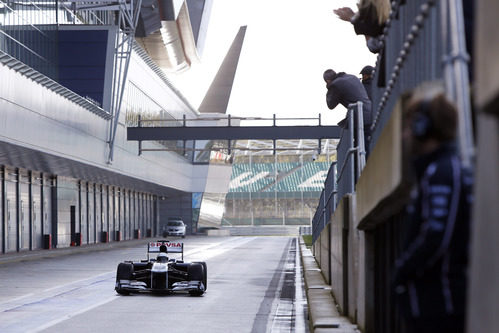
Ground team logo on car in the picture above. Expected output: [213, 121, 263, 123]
[149, 242, 182, 248]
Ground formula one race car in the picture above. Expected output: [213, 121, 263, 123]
[115, 240, 207, 296]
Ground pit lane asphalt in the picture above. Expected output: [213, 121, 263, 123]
[0, 236, 301, 333]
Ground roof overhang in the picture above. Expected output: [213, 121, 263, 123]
[136, 0, 199, 73]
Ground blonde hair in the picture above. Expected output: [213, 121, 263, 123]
[358, 0, 391, 25]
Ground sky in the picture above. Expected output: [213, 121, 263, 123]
[169, 0, 376, 126]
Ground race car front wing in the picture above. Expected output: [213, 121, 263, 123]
[116, 279, 205, 293]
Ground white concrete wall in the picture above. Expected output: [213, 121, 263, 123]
[0, 54, 212, 194]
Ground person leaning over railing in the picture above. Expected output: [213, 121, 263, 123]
[323, 69, 372, 152]
[392, 83, 473, 333]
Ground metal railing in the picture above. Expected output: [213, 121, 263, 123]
[311, 1, 473, 243]
[369, 0, 473, 167]
[312, 103, 366, 242]
[370, 0, 444, 146]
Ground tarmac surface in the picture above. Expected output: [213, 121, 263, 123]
[0, 235, 357, 332]
[0, 236, 307, 333]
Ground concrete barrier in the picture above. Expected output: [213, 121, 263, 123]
[300, 236, 359, 332]
[319, 224, 331, 285]
[206, 229, 231, 236]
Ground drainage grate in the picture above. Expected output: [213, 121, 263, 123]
[270, 238, 308, 332]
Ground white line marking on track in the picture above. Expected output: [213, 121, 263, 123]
[0, 293, 35, 307]
[294, 240, 307, 332]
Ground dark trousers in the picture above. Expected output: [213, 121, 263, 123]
[363, 126, 371, 158]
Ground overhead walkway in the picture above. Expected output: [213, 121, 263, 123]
[127, 116, 340, 142]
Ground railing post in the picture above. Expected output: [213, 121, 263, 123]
[138, 114, 142, 156]
[348, 105, 355, 194]
[227, 114, 232, 155]
[442, 0, 474, 168]
[182, 114, 187, 157]
[356, 102, 366, 174]
[333, 163, 338, 208]
[323, 190, 326, 230]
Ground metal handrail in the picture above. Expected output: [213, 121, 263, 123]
[369, 0, 473, 167]
[137, 116, 323, 123]
[312, 102, 366, 241]
[355, 102, 366, 171]
[441, 0, 474, 168]
[370, 0, 438, 134]
[312, 0, 474, 244]
[336, 148, 359, 182]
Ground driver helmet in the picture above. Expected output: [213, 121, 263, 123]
[157, 252, 169, 263]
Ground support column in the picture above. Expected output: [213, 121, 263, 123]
[15, 169, 20, 252]
[1, 167, 5, 254]
[28, 171, 33, 251]
[51, 176, 58, 249]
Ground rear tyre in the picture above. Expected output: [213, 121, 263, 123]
[188, 263, 205, 296]
[115, 262, 133, 295]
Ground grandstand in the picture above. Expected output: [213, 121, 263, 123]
[223, 139, 336, 226]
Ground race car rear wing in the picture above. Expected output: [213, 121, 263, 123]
[148, 240, 184, 260]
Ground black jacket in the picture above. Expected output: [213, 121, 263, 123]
[326, 72, 372, 128]
[393, 143, 473, 319]
[362, 77, 373, 100]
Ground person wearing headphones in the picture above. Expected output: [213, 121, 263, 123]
[393, 83, 473, 333]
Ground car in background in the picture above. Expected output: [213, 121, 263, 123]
[163, 219, 186, 238]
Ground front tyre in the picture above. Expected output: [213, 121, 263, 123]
[188, 263, 205, 296]
[193, 261, 207, 291]
[115, 262, 133, 295]
[189, 290, 204, 296]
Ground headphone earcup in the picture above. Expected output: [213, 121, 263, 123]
[412, 112, 431, 139]
[411, 100, 432, 140]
